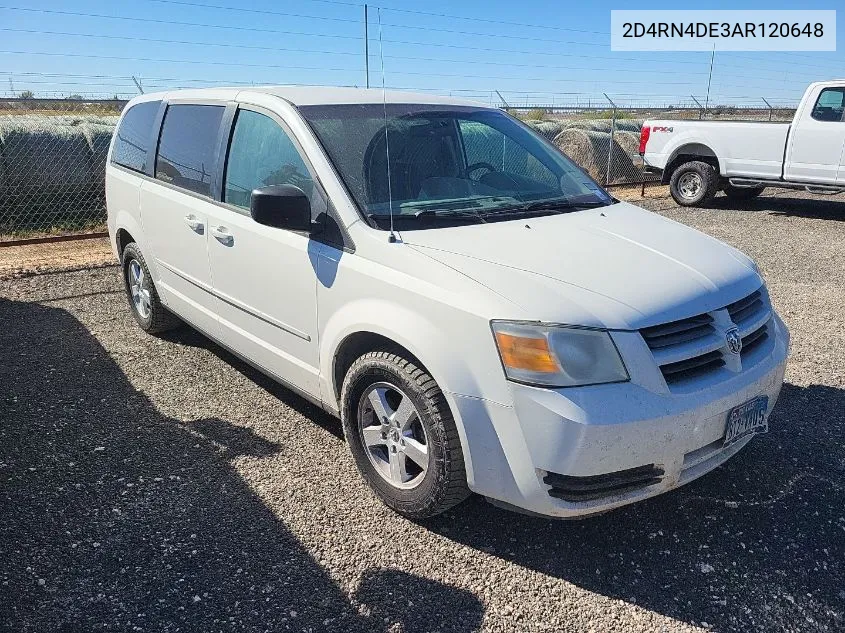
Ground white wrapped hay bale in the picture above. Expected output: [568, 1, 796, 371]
[525, 120, 565, 141]
[82, 121, 116, 189]
[0, 115, 93, 196]
[553, 128, 636, 184]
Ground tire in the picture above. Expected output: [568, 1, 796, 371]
[669, 160, 719, 207]
[121, 242, 180, 334]
[723, 183, 765, 201]
[340, 350, 470, 519]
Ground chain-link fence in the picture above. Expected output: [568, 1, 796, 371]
[518, 105, 796, 188]
[0, 98, 125, 241]
[0, 98, 796, 242]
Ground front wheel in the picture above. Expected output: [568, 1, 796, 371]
[340, 350, 470, 519]
[723, 183, 765, 201]
[669, 160, 719, 207]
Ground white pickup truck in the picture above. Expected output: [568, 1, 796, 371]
[641, 80, 845, 206]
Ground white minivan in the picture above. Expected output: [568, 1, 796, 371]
[107, 86, 789, 519]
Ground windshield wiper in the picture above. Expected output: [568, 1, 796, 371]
[480, 197, 609, 217]
[366, 209, 485, 225]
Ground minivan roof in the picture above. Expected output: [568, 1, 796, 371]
[129, 85, 489, 108]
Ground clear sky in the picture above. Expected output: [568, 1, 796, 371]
[1, 0, 843, 107]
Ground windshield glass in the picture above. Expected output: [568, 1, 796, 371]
[298, 104, 612, 229]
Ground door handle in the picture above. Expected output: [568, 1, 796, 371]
[210, 225, 234, 245]
[184, 214, 203, 233]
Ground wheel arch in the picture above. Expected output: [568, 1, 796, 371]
[320, 300, 496, 489]
[663, 143, 720, 184]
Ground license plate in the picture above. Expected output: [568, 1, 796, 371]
[724, 396, 769, 447]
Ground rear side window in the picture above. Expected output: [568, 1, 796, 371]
[112, 100, 160, 172]
[155, 104, 225, 196]
[223, 109, 314, 210]
[811, 88, 845, 122]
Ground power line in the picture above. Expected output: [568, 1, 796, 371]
[0, 28, 361, 57]
[142, 0, 361, 23]
[0, 50, 706, 86]
[142, 0, 609, 35]
[0, 27, 711, 77]
[0, 6, 362, 39]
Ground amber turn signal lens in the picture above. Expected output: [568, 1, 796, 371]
[494, 331, 559, 373]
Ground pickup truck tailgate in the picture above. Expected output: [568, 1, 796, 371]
[643, 120, 791, 180]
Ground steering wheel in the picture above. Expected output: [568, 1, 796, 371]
[466, 161, 497, 180]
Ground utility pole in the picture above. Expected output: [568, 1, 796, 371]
[364, 4, 369, 89]
[132, 75, 144, 94]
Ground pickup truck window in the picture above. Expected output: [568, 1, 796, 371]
[300, 104, 611, 230]
[224, 109, 314, 210]
[811, 88, 845, 122]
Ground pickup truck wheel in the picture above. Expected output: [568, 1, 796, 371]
[340, 350, 470, 519]
[121, 242, 181, 334]
[723, 184, 765, 201]
[669, 161, 719, 206]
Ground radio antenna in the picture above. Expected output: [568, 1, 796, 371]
[377, 8, 396, 243]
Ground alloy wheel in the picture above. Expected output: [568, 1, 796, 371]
[357, 382, 430, 489]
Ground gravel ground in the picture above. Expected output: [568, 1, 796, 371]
[1, 188, 843, 632]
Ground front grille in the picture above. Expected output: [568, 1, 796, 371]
[741, 322, 769, 357]
[727, 290, 764, 326]
[640, 314, 715, 349]
[640, 287, 772, 389]
[544, 465, 664, 502]
[659, 350, 725, 383]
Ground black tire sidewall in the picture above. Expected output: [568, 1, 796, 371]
[670, 161, 718, 206]
[122, 243, 154, 331]
[341, 354, 456, 518]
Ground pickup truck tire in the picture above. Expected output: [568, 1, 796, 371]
[669, 161, 719, 207]
[723, 184, 765, 201]
[341, 350, 471, 519]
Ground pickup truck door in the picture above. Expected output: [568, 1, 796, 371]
[784, 86, 845, 184]
[205, 105, 323, 399]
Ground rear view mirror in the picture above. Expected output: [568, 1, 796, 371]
[250, 185, 312, 231]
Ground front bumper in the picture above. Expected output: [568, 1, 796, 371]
[450, 313, 789, 518]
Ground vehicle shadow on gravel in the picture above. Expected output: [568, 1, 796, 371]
[702, 193, 845, 221]
[159, 325, 345, 440]
[0, 297, 484, 633]
[430, 382, 845, 631]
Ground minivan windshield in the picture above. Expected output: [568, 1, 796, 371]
[299, 104, 613, 230]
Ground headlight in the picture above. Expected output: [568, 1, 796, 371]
[491, 321, 629, 387]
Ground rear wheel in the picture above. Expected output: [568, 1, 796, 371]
[669, 160, 719, 207]
[723, 183, 765, 201]
[121, 242, 180, 334]
[340, 350, 470, 519]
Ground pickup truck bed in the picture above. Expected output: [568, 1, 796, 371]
[640, 80, 845, 206]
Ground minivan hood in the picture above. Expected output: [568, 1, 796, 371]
[403, 202, 762, 330]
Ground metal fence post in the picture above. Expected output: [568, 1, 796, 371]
[762, 97, 774, 121]
[603, 93, 617, 186]
[690, 95, 705, 120]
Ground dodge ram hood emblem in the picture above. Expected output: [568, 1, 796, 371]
[726, 327, 742, 355]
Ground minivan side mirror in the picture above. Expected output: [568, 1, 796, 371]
[250, 184, 312, 232]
